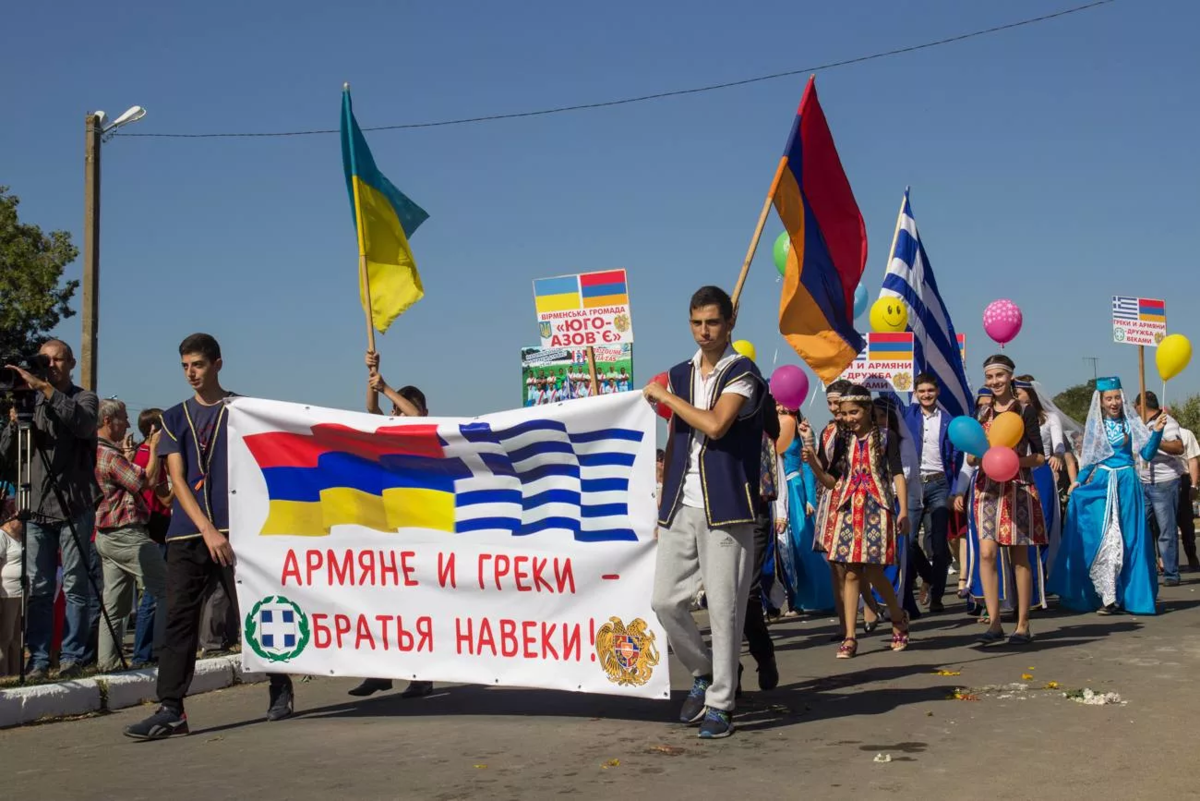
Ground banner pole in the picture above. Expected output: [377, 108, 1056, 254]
[587, 346, 600, 396]
[1138, 345, 1147, 421]
[731, 160, 787, 312]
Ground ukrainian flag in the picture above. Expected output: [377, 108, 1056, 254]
[341, 86, 430, 333]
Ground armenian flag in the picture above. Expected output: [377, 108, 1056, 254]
[341, 86, 430, 333]
[774, 77, 867, 384]
[580, 269, 629, 309]
[1138, 298, 1165, 323]
[868, 332, 914, 362]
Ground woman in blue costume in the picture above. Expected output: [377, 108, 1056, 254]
[775, 408, 833, 611]
[1048, 377, 1165, 615]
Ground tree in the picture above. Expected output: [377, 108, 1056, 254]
[1169, 393, 1200, 434]
[1053, 380, 1097, 426]
[0, 186, 79, 360]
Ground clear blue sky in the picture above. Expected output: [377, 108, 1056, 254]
[3, 0, 1197, 426]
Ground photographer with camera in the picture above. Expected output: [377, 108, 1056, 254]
[1, 340, 100, 680]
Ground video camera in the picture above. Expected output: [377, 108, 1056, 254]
[0, 354, 50, 393]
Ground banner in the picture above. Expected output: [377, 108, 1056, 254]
[533, 269, 633, 349]
[229, 394, 668, 700]
[521, 344, 634, 406]
[1112, 295, 1166, 347]
[839, 332, 915, 392]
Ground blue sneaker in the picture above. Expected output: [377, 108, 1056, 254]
[679, 675, 711, 724]
[698, 707, 734, 739]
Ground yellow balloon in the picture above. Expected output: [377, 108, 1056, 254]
[987, 411, 1025, 449]
[732, 339, 757, 362]
[1156, 334, 1192, 382]
[869, 298, 908, 333]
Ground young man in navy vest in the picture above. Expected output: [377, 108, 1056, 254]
[125, 334, 294, 740]
[644, 286, 765, 739]
[903, 373, 960, 613]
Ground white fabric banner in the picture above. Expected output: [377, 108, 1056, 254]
[229, 393, 669, 700]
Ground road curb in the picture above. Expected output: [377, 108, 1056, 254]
[0, 655, 264, 729]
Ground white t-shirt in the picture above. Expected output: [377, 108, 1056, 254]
[0, 530, 23, 598]
[679, 347, 758, 509]
[1139, 412, 1184, 484]
[918, 408, 943, 475]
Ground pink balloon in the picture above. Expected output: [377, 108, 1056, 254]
[982, 445, 1020, 483]
[770, 366, 810, 409]
[983, 299, 1023, 346]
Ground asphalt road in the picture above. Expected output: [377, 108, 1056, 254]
[5, 582, 1200, 801]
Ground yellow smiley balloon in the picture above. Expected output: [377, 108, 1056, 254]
[869, 298, 909, 333]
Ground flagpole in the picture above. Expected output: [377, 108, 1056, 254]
[731, 159, 788, 312]
[345, 82, 377, 354]
[586, 346, 600, 396]
[1138, 345, 1148, 422]
[885, 188, 908, 284]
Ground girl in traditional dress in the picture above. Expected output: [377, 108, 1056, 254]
[805, 385, 909, 658]
[969, 355, 1047, 646]
[1048, 377, 1164, 615]
[775, 407, 832, 612]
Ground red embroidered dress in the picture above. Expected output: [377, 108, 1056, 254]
[972, 404, 1047, 547]
[818, 434, 897, 566]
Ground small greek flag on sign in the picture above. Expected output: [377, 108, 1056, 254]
[1112, 295, 1138, 322]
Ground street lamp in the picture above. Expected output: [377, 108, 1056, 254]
[81, 105, 146, 391]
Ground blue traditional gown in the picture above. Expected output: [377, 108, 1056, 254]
[781, 440, 833, 611]
[1048, 418, 1161, 615]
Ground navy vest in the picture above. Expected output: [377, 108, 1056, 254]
[658, 355, 765, 528]
[160, 398, 231, 540]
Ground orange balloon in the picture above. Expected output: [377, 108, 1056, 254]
[987, 411, 1024, 449]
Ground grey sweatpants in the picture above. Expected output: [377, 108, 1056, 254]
[95, 525, 167, 671]
[652, 505, 754, 712]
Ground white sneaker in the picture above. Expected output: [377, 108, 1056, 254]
[947, 566, 958, 576]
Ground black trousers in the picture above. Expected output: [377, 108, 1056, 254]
[742, 510, 775, 667]
[1179, 474, 1198, 567]
[157, 537, 289, 710]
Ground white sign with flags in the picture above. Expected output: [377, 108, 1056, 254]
[1112, 295, 1166, 347]
[229, 393, 668, 700]
[838, 332, 915, 392]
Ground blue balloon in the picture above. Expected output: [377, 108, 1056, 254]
[948, 416, 989, 458]
[853, 284, 869, 319]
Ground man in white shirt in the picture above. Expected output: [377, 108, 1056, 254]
[1134, 392, 1186, 585]
[645, 286, 765, 740]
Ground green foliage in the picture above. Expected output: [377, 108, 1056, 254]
[1052, 380, 1097, 427]
[0, 186, 79, 359]
[1170, 393, 1200, 435]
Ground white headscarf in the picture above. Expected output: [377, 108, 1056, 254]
[1078, 388, 1151, 471]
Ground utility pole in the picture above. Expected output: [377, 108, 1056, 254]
[1083, 356, 1098, 382]
[81, 113, 102, 392]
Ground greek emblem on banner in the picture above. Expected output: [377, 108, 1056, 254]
[595, 616, 660, 687]
[245, 595, 311, 662]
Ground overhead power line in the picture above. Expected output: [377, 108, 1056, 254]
[117, 0, 1115, 140]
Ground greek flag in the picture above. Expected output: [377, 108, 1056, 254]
[880, 189, 972, 419]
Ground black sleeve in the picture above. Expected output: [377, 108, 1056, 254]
[1022, 405, 1044, 457]
[761, 390, 780, 440]
[886, 433, 903, 476]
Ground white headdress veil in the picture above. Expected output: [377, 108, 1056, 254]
[1078, 385, 1151, 471]
[1032, 380, 1084, 445]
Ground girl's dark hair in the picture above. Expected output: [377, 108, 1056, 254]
[137, 408, 164, 439]
[1014, 374, 1047, 423]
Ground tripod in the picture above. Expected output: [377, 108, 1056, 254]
[11, 416, 128, 684]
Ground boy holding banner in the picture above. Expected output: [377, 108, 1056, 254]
[644, 286, 765, 740]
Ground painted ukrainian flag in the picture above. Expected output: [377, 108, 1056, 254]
[774, 77, 867, 384]
[341, 86, 430, 333]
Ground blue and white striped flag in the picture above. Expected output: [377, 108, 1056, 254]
[880, 189, 973, 419]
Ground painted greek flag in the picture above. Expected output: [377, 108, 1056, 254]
[447, 419, 642, 543]
[880, 188, 973, 419]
